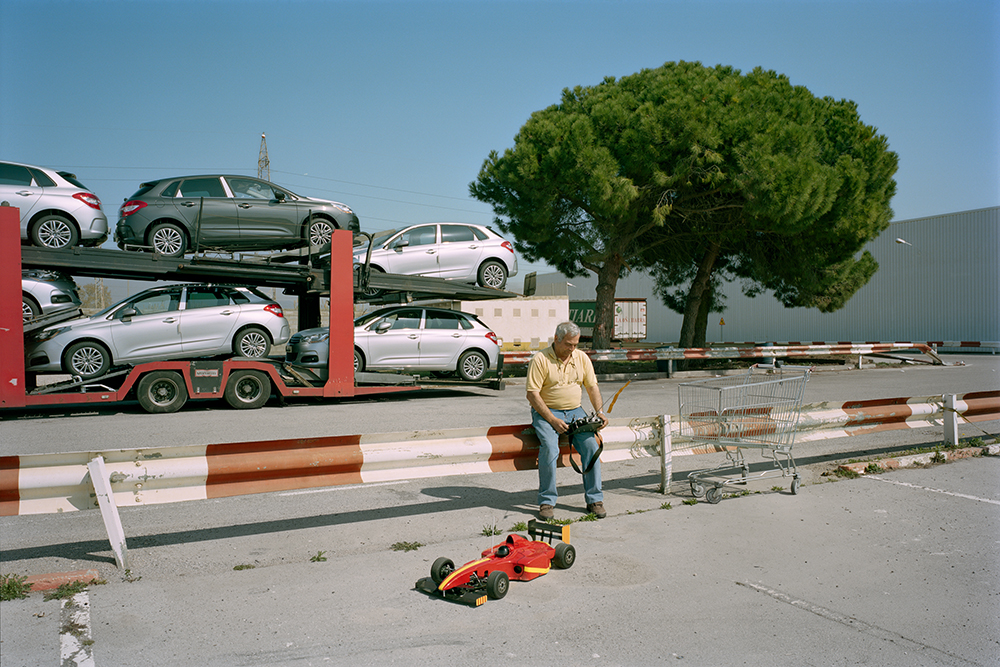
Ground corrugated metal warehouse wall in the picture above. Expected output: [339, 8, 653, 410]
[534, 207, 999, 345]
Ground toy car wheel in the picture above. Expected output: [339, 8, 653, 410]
[486, 570, 509, 599]
[430, 557, 454, 585]
[705, 487, 723, 504]
[554, 542, 576, 569]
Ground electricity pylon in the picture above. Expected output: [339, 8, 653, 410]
[257, 133, 270, 181]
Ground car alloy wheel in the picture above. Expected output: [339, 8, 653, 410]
[33, 215, 78, 249]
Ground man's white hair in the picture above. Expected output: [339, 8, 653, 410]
[554, 321, 580, 341]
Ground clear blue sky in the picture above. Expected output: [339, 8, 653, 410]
[2, 0, 997, 290]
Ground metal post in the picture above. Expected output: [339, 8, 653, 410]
[659, 415, 672, 494]
[88, 456, 129, 569]
[944, 393, 959, 447]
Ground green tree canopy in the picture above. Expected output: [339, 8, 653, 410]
[471, 61, 897, 349]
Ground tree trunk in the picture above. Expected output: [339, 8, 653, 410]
[679, 243, 720, 348]
[591, 255, 624, 350]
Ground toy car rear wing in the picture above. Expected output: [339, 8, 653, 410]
[528, 519, 570, 545]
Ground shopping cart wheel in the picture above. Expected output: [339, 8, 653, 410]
[690, 481, 706, 497]
[790, 476, 800, 495]
[705, 487, 723, 504]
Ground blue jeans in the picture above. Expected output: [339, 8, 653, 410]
[532, 407, 603, 507]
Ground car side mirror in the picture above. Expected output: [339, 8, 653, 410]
[121, 307, 137, 321]
[375, 320, 392, 333]
[274, 191, 285, 202]
[392, 239, 409, 250]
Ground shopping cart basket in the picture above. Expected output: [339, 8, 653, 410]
[679, 364, 811, 503]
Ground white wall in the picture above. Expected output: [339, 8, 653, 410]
[535, 207, 1000, 345]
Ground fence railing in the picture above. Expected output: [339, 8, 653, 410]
[2, 391, 996, 569]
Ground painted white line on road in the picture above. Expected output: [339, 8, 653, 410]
[278, 480, 409, 496]
[60, 590, 95, 667]
[866, 475, 1000, 505]
[737, 581, 981, 667]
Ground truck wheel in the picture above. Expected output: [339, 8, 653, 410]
[477, 260, 507, 290]
[233, 326, 271, 358]
[137, 371, 188, 414]
[31, 214, 78, 249]
[430, 557, 454, 585]
[486, 570, 509, 599]
[62, 340, 111, 379]
[457, 350, 487, 381]
[149, 222, 187, 257]
[224, 370, 270, 409]
[554, 542, 576, 569]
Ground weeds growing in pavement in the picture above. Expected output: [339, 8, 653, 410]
[511, 521, 528, 532]
[481, 523, 503, 537]
[233, 564, 256, 571]
[390, 541, 424, 552]
[43, 578, 104, 601]
[1, 573, 31, 601]
[683, 499, 698, 506]
[660, 502, 672, 510]
[310, 551, 328, 563]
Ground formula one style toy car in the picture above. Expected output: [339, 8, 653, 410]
[415, 520, 576, 607]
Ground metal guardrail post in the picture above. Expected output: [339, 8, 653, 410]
[87, 456, 129, 570]
[944, 393, 959, 447]
[659, 414, 672, 494]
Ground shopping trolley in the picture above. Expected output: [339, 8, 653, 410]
[679, 364, 811, 503]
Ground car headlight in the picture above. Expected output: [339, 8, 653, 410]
[33, 326, 72, 343]
[299, 331, 330, 344]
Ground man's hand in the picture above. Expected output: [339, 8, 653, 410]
[549, 417, 570, 434]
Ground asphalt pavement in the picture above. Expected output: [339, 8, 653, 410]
[1, 355, 998, 666]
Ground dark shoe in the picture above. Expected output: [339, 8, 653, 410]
[538, 504, 555, 520]
[587, 502, 607, 519]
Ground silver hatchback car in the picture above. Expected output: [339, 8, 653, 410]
[21, 269, 82, 323]
[354, 223, 517, 290]
[25, 283, 290, 379]
[285, 306, 500, 382]
[0, 160, 109, 248]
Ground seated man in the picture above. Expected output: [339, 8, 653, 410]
[526, 321, 609, 520]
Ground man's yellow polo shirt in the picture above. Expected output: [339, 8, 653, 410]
[525, 346, 598, 411]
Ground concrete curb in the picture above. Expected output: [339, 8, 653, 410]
[25, 569, 100, 592]
[836, 444, 999, 475]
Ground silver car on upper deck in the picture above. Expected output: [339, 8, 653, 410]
[0, 160, 108, 248]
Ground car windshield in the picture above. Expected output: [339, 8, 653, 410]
[354, 307, 402, 327]
[368, 229, 397, 247]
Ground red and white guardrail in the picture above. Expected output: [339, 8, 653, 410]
[2, 391, 996, 568]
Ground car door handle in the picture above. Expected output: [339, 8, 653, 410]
[181, 201, 197, 207]
[238, 203, 251, 209]
[219, 310, 236, 315]
[162, 317, 178, 323]
[16, 190, 34, 196]
[408, 334, 419, 339]
[425, 250, 436, 254]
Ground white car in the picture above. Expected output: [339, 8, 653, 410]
[354, 223, 517, 290]
[26, 283, 290, 379]
[0, 160, 109, 248]
[285, 306, 501, 382]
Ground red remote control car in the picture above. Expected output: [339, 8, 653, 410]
[415, 520, 576, 606]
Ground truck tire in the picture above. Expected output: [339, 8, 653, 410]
[137, 370, 188, 414]
[224, 369, 270, 410]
